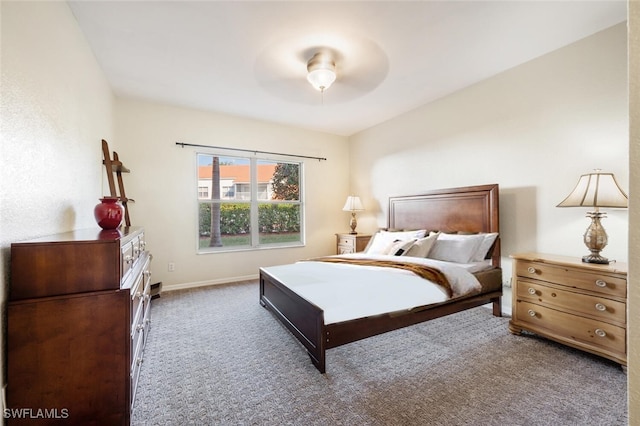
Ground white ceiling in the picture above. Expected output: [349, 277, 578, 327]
[68, 1, 627, 136]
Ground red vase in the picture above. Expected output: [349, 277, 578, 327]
[94, 197, 124, 230]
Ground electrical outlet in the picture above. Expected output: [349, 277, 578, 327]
[503, 278, 512, 288]
[168, 262, 175, 272]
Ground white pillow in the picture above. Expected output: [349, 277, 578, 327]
[472, 232, 499, 262]
[403, 232, 439, 258]
[381, 229, 427, 240]
[427, 233, 486, 264]
[384, 239, 416, 256]
[365, 229, 427, 255]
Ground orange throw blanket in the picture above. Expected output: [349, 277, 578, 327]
[308, 257, 452, 297]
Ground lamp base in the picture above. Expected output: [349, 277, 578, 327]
[582, 253, 609, 264]
[349, 213, 358, 235]
[581, 211, 609, 265]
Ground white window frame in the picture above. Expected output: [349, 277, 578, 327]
[196, 152, 305, 253]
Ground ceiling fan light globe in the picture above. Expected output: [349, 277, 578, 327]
[307, 68, 336, 92]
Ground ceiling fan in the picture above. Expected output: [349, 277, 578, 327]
[254, 34, 389, 105]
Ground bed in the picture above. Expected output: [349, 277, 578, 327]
[259, 184, 502, 373]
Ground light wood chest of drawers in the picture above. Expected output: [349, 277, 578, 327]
[509, 253, 627, 367]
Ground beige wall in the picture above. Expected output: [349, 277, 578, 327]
[628, 0, 639, 422]
[113, 99, 349, 289]
[0, 0, 115, 402]
[349, 23, 629, 288]
[0, 1, 114, 239]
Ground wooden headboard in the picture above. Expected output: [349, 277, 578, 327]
[388, 184, 500, 267]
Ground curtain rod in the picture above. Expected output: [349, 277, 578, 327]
[175, 142, 327, 161]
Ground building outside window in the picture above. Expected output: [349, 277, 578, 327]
[197, 154, 303, 251]
[198, 186, 209, 198]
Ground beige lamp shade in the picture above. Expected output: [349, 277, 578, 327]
[342, 196, 364, 212]
[557, 171, 628, 209]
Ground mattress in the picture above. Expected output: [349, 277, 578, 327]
[261, 253, 501, 325]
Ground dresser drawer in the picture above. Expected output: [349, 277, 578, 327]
[121, 242, 135, 282]
[516, 278, 626, 325]
[130, 329, 144, 408]
[516, 260, 626, 298]
[338, 245, 355, 254]
[337, 234, 356, 255]
[132, 234, 142, 262]
[338, 236, 354, 247]
[515, 300, 625, 355]
[131, 308, 144, 370]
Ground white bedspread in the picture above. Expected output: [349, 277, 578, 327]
[261, 254, 484, 325]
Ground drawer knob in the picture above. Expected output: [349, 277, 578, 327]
[124, 255, 133, 264]
[595, 328, 607, 338]
[527, 309, 537, 317]
[528, 287, 536, 295]
[595, 303, 607, 312]
[595, 279, 607, 288]
[527, 267, 537, 274]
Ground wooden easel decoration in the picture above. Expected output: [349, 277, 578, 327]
[101, 139, 134, 227]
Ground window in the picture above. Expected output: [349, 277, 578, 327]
[197, 154, 303, 252]
[198, 186, 209, 198]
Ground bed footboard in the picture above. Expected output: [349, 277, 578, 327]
[259, 268, 327, 373]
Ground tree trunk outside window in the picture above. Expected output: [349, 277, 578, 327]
[210, 156, 223, 247]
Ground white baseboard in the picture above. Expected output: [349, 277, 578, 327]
[161, 274, 259, 292]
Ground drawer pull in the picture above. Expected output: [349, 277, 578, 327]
[527, 267, 537, 274]
[594, 328, 607, 338]
[527, 309, 537, 317]
[528, 287, 536, 295]
[595, 303, 607, 312]
[595, 279, 607, 288]
[124, 255, 133, 264]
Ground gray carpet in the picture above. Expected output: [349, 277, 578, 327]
[132, 281, 627, 425]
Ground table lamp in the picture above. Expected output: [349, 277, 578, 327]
[342, 196, 364, 234]
[557, 170, 628, 264]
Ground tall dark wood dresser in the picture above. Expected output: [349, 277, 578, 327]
[6, 227, 152, 425]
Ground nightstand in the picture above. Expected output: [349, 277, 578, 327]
[336, 233, 371, 254]
[509, 253, 627, 367]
